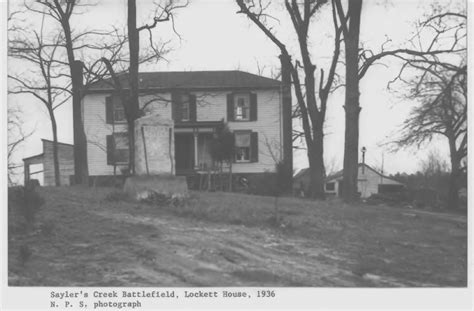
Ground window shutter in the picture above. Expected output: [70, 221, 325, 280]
[106, 135, 114, 165]
[250, 93, 257, 121]
[189, 94, 197, 121]
[250, 132, 259, 163]
[227, 93, 234, 121]
[171, 92, 181, 121]
[105, 96, 113, 124]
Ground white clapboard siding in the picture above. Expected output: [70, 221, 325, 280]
[83, 90, 281, 175]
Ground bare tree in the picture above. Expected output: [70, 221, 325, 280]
[236, 0, 342, 199]
[334, 1, 466, 202]
[27, 0, 96, 185]
[395, 67, 466, 209]
[334, 0, 363, 202]
[9, 16, 71, 186]
[123, 0, 187, 174]
[7, 106, 34, 186]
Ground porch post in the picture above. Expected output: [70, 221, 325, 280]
[193, 128, 199, 169]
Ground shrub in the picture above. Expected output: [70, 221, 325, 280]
[139, 191, 187, 208]
[105, 190, 130, 202]
[9, 185, 44, 226]
[366, 191, 412, 206]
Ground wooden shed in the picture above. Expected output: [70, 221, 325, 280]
[23, 139, 74, 186]
[294, 163, 405, 198]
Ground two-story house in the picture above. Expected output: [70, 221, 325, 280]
[83, 70, 291, 185]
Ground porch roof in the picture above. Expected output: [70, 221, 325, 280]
[23, 153, 44, 164]
[174, 121, 224, 129]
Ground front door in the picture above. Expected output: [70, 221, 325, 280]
[175, 133, 194, 174]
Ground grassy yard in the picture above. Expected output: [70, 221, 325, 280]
[8, 186, 467, 287]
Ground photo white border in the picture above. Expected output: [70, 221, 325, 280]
[1, 0, 473, 310]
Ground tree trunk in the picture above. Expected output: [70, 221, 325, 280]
[71, 60, 89, 185]
[128, 0, 140, 175]
[307, 128, 325, 199]
[49, 110, 61, 186]
[447, 136, 460, 209]
[279, 53, 293, 191]
[62, 15, 88, 185]
[341, 0, 363, 202]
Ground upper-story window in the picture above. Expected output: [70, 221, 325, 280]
[180, 94, 190, 121]
[113, 99, 126, 123]
[234, 94, 250, 121]
[227, 92, 257, 122]
[106, 94, 127, 124]
[173, 93, 196, 122]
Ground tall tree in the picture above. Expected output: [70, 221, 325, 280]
[30, 0, 92, 185]
[125, 0, 186, 174]
[334, 0, 363, 202]
[334, 2, 465, 202]
[236, 0, 341, 199]
[396, 66, 466, 209]
[9, 17, 71, 186]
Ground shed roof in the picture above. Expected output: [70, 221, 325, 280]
[294, 163, 404, 184]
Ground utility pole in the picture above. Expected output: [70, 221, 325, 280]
[361, 146, 366, 174]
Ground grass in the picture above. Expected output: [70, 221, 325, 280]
[8, 186, 467, 287]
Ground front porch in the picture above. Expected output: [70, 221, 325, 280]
[174, 121, 223, 176]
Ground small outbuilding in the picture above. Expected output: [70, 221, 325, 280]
[23, 139, 74, 186]
[294, 163, 405, 198]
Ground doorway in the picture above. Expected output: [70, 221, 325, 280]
[175, 133, 194, 174]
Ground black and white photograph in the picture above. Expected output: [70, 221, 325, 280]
[1, 0, 471, 309]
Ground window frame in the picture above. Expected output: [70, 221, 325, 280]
[112, 97, 127, 124]
[325, 182, 336, 191]
[233, 93, 251, 121]
[234, 130, 251, 163]
[180, 94, 191, 121]
[113, 132, 129, 165]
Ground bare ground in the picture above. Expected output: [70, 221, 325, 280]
[8, 186, 467, 287]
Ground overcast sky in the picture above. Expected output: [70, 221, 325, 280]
[7, 0, 464, 183]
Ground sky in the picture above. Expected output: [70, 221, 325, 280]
[7, 0, 464, 184]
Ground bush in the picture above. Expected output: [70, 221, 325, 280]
[9, 185, 45, 226]
[366, 191, 412, 206]
[105, 190, 130, 202]
[139, 191, 187, 208]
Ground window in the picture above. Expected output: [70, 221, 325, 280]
[113, 100, 126, 123]
[180, 94, 190, 121]
[326, 182, 335, 191]
[106, 95, 127, 124]
[173, 93, 196, 122]
[107, 133, 129, 164]
[234, 94, 250, 121]
[235, 132, 251, 162]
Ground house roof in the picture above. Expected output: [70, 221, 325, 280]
[294, 163, 403, 184]
[88, 70, 281, 92]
